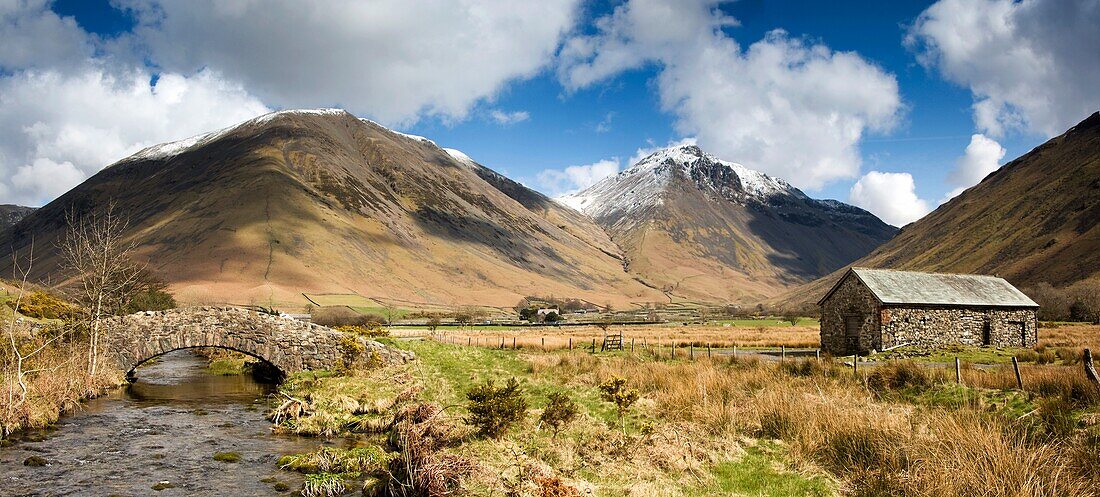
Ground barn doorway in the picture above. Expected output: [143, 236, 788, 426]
[982, 320, 992, 346]
[844, 314, 862, 353]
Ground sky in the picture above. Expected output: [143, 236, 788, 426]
[1, 0, 1097, 227]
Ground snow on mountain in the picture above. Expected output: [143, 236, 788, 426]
[559, 144, 803, 219]
[127, 109, 353, 162]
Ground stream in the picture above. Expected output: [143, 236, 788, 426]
[0, 350, 318, 496]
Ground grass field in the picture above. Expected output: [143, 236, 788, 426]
[269, 334, 1100, 496]
[418, 322, 822, 349]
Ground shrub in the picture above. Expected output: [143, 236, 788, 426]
[6, 291, 78, 320]
[598, 376, 639, 434]
[312, 306, 388, 327]
[539, 392, 578, 438]
[124, 288, 176, 313]
[336, 324, 389, 338]
[465, 378, 528, 438]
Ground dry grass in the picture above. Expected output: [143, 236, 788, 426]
[1, 337, 123, 436]
[525, 352, 1100, 496]
[436, 323, 820, 351]
[1038, 323, 1100, 350]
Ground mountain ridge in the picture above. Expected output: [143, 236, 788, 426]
[559, 144, 897, 301]
[776, 111, 1100, 308]
[0, 109, 662, 306]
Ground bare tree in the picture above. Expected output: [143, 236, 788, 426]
[59, 204, 141, 377]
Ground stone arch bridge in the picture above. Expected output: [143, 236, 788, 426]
[104, 307, 413, 375]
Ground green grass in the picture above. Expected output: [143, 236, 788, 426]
[207, 357, 250, 375]
[708, 445, 833, 496]
[871, 345, 1033, 365]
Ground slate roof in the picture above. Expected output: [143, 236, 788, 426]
[820, 268, 1039, 308]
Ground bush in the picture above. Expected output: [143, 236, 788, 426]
[124, 288, 176, 313]
[465, 378, 528, 438]
[336, 324, 389, 338]
[599, 376, 639, 434]
[539, 392, 578, 437]
[5, 291, 78, 320]
[312, 306, 387, 327]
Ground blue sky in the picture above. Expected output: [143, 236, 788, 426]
[3, 0, 1097, 227]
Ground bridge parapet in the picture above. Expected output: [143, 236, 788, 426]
[104, 307, 413, 374]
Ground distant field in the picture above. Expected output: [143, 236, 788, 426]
[421, 323, 821, 349]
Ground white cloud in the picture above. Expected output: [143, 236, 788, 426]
[488, 109, 530, 125]
[848, 171, 930, 227]
[0, 67, 270, 206]
[559, 0, 902, 190]
[942, 133, 1005, 201]
[535, 159, 621, 197]
[907, 0, 1100, 137]
[0, 0, 93, 71]
[122, 0, 580, 125]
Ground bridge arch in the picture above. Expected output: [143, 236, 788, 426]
[104, 307, 412, 376]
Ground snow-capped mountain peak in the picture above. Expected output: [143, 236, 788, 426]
[558, 144, 804, 219]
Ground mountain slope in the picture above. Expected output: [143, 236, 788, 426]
[778, 112, 1100, 307]
[560, 146, 897, 302]
[0, 205, 34, 229]
[0, 109, 661, 306]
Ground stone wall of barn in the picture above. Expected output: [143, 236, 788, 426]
[819, 274, 881, 356]
[879, 307, 1037, 350]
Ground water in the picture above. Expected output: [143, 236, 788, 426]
[0, 350, 319, 496]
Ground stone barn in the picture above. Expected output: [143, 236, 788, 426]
[818, 268, 1038, 356]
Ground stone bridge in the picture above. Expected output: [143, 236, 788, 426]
[104, 307, 413, 375]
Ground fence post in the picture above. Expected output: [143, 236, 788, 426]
[815, 349, 821, 362]
[690, 344, 694, 360]
[1012, 356, 1023, 389]
[569, 337, 572, 351]
[1084, 349, 1100, 394]
[513, 337, 517, 350]
[630, 338, 635, 353]
[671, 342, 675, 359]
[707, 342, 712, 359]
[955, 357, 962, 385]
[541, 337, 545, 350]
[852, 354, 858, 375]
[733, 345, 737, 359]
[781, 345, 786, 361]
[500, 337, 505, 349]
[591, 338, 596, 353]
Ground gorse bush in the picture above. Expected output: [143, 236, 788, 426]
[5, 291, 78, 320]
[465, 378, 528, 438]
[598, 376, 639, 434]
[539, 392, 578, 438]
[336, 324, 389, 338]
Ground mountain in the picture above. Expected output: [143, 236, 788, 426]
[559, 145, 897, 302]
[778, 112, 1100, 307]
[0, 109, 662, 306]
[0, 205, 34, 229]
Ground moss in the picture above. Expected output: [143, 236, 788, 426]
[151, 481, 175, 491]
[23, 456, 48, 467]
[213, 451, 242, 463]
[273, 481, 290, 492]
